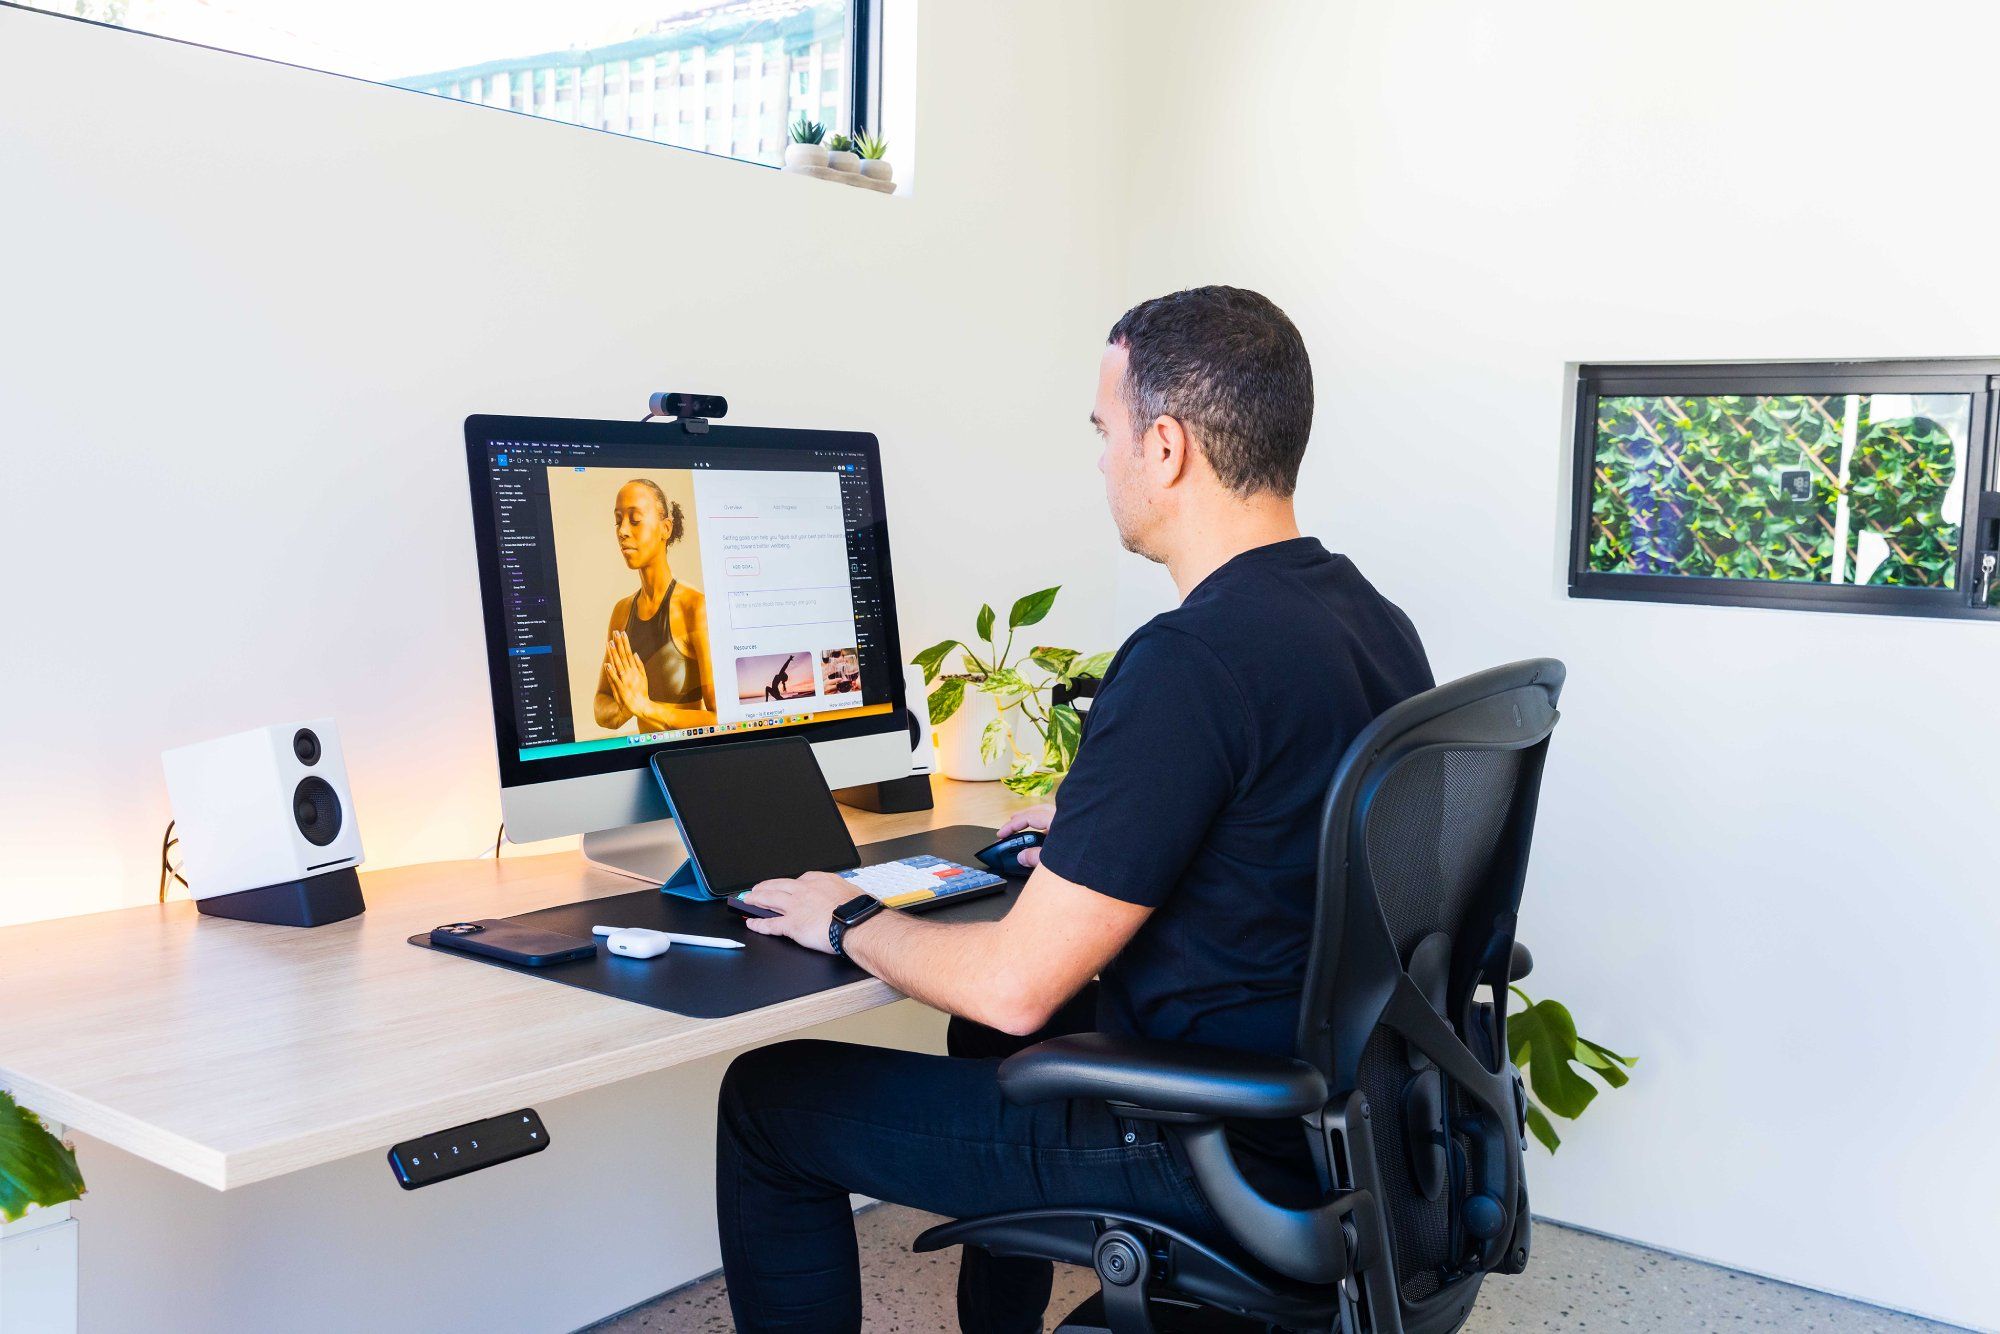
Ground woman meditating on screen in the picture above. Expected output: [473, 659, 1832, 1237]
[594, 479, 718, 734]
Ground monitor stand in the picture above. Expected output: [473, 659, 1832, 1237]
[581, 819, 689, 887]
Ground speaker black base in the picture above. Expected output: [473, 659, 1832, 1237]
[832, 774, 935, 814]
[195, 866, 365, 927]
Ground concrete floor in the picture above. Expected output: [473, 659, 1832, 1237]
[590, 1204, 1962, 1332]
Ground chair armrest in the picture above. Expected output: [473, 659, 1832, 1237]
[1510, 941, 1533, 981]
[998, 1033, 1328, 1120]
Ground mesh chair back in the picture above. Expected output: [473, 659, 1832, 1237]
[1297, 659, 1564, 1325]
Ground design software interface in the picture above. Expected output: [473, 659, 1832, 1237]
[481, 434, 894, 762]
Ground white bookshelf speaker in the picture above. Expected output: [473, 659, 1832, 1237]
[905, 663, 937, 777]
[831, 665, 936, 813]
[161, 718, 367, 926]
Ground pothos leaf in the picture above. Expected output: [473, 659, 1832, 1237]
[1045, 703, 1082, 770]
[1002, 769, 1061, 798]
[1067, 650, 1114, 682]
[979, 716, 1011, 764]
[927, 677, 965, 727]
[911, 640, 960, 684]
[1029, 647, 1078, 678]
[980, 667, 1032, 704]
[975, 603, 996, 642]
[0, 1090, 85, 1223]
[1008, 586, 1060, 629]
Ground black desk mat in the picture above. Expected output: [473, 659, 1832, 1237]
[407, 824, 1017, 1019]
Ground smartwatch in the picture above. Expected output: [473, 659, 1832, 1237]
[828, 893, 885, 957]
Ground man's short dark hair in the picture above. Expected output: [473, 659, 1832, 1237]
[1107, 286, 1314, 497]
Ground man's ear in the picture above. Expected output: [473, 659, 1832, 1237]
[1150, 414, 1195, 488]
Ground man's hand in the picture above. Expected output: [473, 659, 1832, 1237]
[738, 871, 859, 955]
[995, 803, 1056, 869]
[605, 632, 652, 720]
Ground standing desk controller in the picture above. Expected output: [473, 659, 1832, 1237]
[388, 1109, 548, 1189]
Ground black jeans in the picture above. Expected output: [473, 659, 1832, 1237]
[715, 987, 1223, 1332]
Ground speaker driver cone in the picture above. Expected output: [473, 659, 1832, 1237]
[293, 776, 343, 846]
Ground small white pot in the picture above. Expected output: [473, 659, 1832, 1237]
[860, 158, 893, 183]
[825, 149, 860, 173]
[934, 685, 1014, 782]
[784, 142, 830, 170]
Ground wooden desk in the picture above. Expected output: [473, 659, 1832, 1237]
[0, 778, 1024, 1192]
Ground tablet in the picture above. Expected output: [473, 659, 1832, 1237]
[650, 737, 860, 898]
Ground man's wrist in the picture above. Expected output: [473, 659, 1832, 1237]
[829, 894, 886, 958]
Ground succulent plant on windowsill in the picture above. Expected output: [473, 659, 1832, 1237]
[784, 115, 829, 171]
[1, 1089, 85, 1223]
[825, 132, 860, 173]
[853, 129, 893, 183]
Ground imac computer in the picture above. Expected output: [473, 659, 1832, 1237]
[463, 413, 913, 883]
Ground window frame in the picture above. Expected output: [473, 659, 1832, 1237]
[1, 0, 883, 175]
[1568, 359, 2000, 621]
[849, 0, 881, 140]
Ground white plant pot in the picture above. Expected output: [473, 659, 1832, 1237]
[825, 149, 860, 173]
[784, 142, 830, 170]
[934, 686, 1015, 782]
[860, 158, 893, 183]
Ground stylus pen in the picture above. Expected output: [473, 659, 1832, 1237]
[592, 925, 745, 950]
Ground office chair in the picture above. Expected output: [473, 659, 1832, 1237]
[914, 658, 1565, 1334]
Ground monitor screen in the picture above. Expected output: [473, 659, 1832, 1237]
[463, 415, 904, 791]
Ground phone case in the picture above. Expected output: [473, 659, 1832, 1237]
[428, 919, 597, 966]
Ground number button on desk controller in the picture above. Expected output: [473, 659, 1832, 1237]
[388, 1108, 548, 1189]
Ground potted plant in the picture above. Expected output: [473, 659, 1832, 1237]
[825, 132, 860, 173]
[1, 1089, 85, 1223]
[854, 130, 892, 183]
[784, 115, 828, 171]
[912, 586, 1110, 792]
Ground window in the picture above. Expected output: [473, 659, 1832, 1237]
[13, 0, 881, 170]
[1570, 361, 2000, 619]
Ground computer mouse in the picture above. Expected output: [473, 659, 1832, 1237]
[973, 830, 1045, 878]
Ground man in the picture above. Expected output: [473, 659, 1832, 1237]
[718, 287, 1434, 1332]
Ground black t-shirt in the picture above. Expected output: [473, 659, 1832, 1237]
[1042, 538, 1434, 1063]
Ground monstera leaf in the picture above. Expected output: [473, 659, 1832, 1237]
[0, 1090, 85, 1223]
[1507, 988, 1636, 1153]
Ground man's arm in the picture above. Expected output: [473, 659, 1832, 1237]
[738, 864, 1150, 1036]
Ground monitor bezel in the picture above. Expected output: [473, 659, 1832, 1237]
[463, 413, 907, 794]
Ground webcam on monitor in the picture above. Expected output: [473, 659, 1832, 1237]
[646, 391, 728, 431]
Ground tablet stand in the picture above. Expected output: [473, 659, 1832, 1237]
[578, 811, 721, 901]
[581, 819, 694, 888]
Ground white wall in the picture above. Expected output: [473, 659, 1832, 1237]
[1115, 3, 2000, 1328]
[0, 0, 1133, 928]
[0, 2, 1141, 1328]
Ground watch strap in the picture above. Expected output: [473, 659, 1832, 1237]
[829, 893, 882, 957]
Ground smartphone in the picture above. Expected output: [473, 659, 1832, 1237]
[725, 894, 782, 919]
[429, 920, 597, 966]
